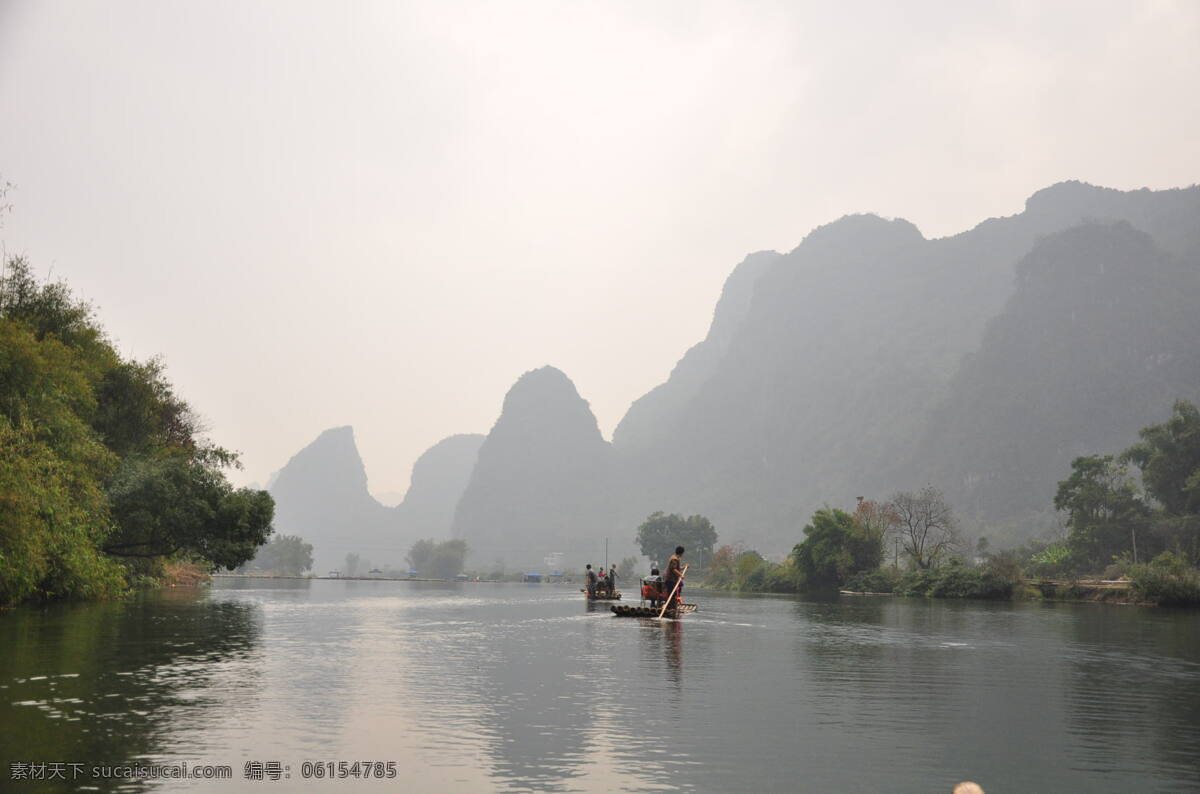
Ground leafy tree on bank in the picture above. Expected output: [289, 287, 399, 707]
[405, 538, 468, 579]
[426, 539, 468, 579]
[0, 257, 274, 605]
[852, 498, 896, 570]
[635, 512, 717, 568]
[406, 539, 436, 571]
[103, 452, 273, 568]
[791, 507, 882, 589]
[1054, 455, 1152, 569]
[890, 486, 962, 570]
[243, 534, 313, 576]
[1121, 399, 1200, 559]
[704, 544, 740, 588]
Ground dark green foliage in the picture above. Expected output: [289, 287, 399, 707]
[93, 359, 200, 457]
[1123, 402, 1200, 515]
[0, 258, 274, 604]
[1129, 551, 1200, 606]
[896, 560, 1014, 599]
[0, 419, 125, 603]
[635, 511, 718, 567]
[1121, 400, 1200, 559]
[1055, 455, 1154, 570]
[104, 454, 273, 569]
[791, 507, 883, 589]
[843, 567, 902, 594]
[702, 545, 798, 592]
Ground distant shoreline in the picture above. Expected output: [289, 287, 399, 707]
[212, 573, 494, 584]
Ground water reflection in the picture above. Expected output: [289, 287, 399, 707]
[5, 582, 1200, 793]
[0, 589, 261, 793]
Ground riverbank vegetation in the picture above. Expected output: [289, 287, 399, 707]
[698, 402, 1200, 605]
[0, 258, 274, 606]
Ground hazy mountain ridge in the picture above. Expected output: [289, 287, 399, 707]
[612, 181, 1200, 553]
[612, 250, 782, 451]
[450, 366, 619, 568]
[268, 426, 397, 572]
[268, 427, 484, 572]
[919, 221, 1200, 529]
[269, 180, 1200, 563]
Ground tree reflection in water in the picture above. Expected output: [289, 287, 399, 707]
[0, 588, 262, 794]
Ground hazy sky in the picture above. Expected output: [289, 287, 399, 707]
[2, 0, 1198, 499]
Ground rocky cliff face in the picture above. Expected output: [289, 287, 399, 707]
[450, 366, 617, 569]
[396, 433, 484, 537]
[919, 221, 1200, 530]
[268, 426, 400, 573]
[270, 182, 1200, 563]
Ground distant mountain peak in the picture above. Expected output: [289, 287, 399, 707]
[496, 366, 603, 437]
[795, 213, 925, 256]
[1023, 180, 1112, 211]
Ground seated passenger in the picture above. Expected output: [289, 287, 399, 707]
[642, 568, 663, 607]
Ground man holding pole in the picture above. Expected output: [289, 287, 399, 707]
[664, 546, 685, 605]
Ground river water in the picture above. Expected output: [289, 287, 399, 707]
[2, 578, 1199, 793]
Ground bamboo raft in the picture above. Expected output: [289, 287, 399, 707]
[581, 589, 622, 601]
[611, 603, 697, 618]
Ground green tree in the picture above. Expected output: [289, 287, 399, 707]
[1121, 400, 1200, 559]
[634, 511, 718, 567]
[1, 257, 275, 603]
[0, 316, 123, 603]
[247, 534, 313, 575]
[791, 507, 871, 589]
[0, 419, 125, 603]
[704, 544, 739, 588]
[102, 453, 273, 569]
[1055, 455, 1152, 569]
[1122, 400, 1200, 515]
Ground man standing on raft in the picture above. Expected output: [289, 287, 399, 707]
[664, 546, 685, 604]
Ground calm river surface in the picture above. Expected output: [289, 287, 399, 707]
[3, 579, 1199, 793]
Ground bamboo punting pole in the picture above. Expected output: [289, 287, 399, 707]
[657, 564, 689, 619]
